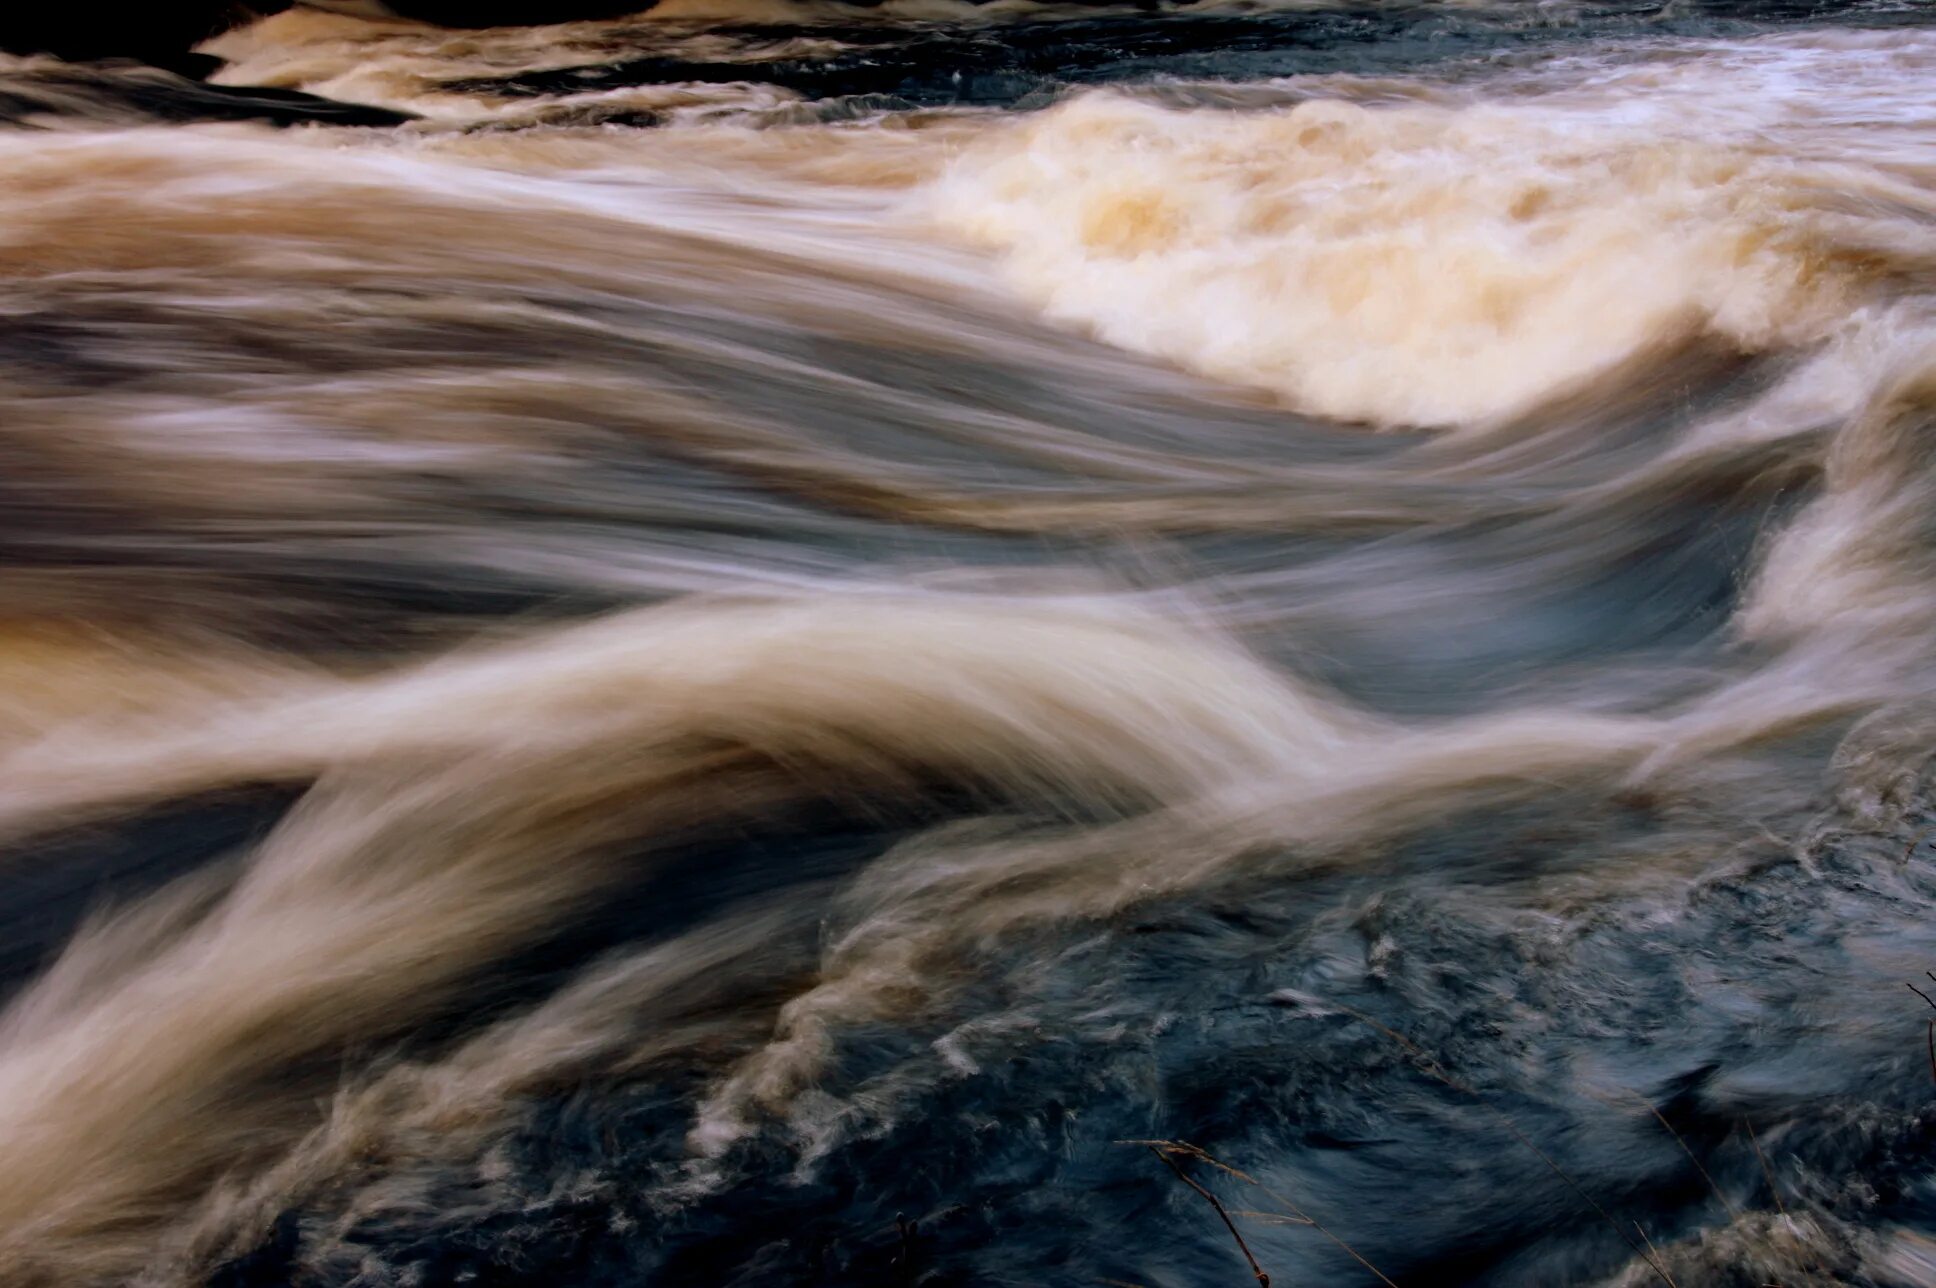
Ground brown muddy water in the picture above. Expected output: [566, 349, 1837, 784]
[1, 3, 1935, 1285]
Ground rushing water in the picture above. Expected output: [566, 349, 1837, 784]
[2, 2, 1936, 1284]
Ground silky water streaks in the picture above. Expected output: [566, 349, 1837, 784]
[0, 2, 1935, 1285]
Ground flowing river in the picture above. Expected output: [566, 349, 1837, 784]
[1, 2, 1935, 1284]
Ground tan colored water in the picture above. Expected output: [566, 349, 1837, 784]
[2, 6, 1935, 1285]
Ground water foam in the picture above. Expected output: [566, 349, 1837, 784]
[927, 74, 1919, 428]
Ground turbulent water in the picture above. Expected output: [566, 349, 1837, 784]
[3, 2, 1936, 1284]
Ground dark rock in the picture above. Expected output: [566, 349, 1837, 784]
[373, 1, 661, 25]
[0, 3, 664, 78]
[0, 61, 417, 128]
[0, 1, 415, 126]
[0, 4, 292, 78]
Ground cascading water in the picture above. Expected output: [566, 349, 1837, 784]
[1, 3, 1934, 1285]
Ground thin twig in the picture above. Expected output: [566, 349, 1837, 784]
[1905, 981, 1936, 1011]
[1119, 1140, 1398, 1287]
[1743, 1120, 1789, 1220]
[1147, 1146, 1271, 1287]
[1742, 1121, 1828, 1285]
[1633, 1223, 1680, 1288]
[1624, 1091, 1740, 1220]
[1927, 1019, 1935, 1087]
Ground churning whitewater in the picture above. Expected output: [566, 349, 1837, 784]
[2, 2, 1936, 1285]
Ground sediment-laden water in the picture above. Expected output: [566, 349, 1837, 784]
[2, 3, 1935, 1284]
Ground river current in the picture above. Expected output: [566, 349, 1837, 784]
[1, 3, 1935, 1285]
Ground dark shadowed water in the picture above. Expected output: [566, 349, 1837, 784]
[1, 2, 1935, 1285]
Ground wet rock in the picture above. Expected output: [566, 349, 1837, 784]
[0, 61, 417, 127]
[0, 5, 292, 78]
[367, 1, 661, 23]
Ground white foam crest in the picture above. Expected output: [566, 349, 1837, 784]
[924, 55, 1934, 428]
[1739, 338, 1936, 648]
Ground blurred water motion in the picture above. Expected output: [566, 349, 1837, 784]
[0, 3, 1934, 1284]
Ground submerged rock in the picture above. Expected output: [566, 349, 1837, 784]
[0, 4, 417, 126]
[0, 59, 417, 127]
[0, 5, 293, 78]
[340, 1, 660, 23]
[0, 3, 654, 80]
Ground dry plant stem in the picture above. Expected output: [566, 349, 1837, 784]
[1147, 1146, 1272, 1287]
[1744, 1120, 1790, 1220]
[1120, 1140, 1398, 1287]
[1626, 1091, 1742, 1220]
[1908, 977, 1936, 1086]
[1633, 1222, 1681, 1288]
[1121, 1141, 1310, 1222]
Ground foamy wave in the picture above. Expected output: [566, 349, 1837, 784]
[926, 85, 1907, 428]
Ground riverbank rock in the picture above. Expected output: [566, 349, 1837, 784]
[0, 5, 293, 77]
[0, 59, 416, 127]
[0, 4, 662, 76]
[346, 2, 657, 23]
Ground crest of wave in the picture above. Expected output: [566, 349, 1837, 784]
[927, 78, 1933, 430]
